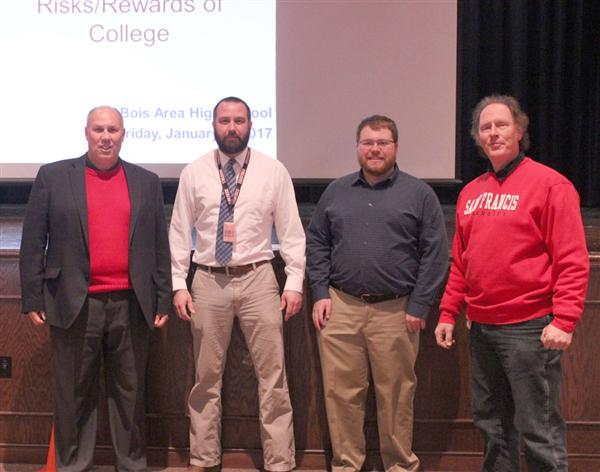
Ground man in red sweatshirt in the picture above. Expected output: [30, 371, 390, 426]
[435, 95, 589, 471]
[20, 106, 172, 470]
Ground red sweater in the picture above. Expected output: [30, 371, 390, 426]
[86, 165, 131, 293]
[439, 157, 589, 332]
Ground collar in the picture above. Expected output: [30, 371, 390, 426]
[489, 152, 525, 181]
[218, 147, 250, 168]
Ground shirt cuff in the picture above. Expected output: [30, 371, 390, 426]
[283, 274, 304, 294]
[438, 312, 457, 325]
[172, 277, 188, 292]
[310, 285, 331, 302]
[406, 300, 431, 319]
[550, 316, 576, 333]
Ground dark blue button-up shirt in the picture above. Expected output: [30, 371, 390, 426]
[306, 166, 448, 318]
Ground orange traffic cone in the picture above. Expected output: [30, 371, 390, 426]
[38, 425, 56, 472]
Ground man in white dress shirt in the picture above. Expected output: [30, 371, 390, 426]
[169, 96, 306, 472]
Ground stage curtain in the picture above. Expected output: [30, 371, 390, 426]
[457, 0, 600, 207]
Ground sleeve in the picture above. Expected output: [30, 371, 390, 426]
[541, 183, 590, 332]
[306, 185, 334, 302]
[406, 190, 449, 318]
[169, 167, 196, 292]
[438, 204, 468, 325]
[19, 167, 50, 313]
[273, 165, 306, 293]
[153, 177, 173, 314]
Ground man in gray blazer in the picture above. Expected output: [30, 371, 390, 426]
[19, 106, 172, 471]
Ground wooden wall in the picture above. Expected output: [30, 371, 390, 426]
[1, 212, 600, 470]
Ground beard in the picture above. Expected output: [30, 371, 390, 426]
[215, 130, 251, 155]
[359, 156, 395, 176]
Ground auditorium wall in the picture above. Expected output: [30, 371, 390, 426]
[1, 209, 599, 470]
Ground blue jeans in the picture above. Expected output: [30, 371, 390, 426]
[470, 316, 567, 471]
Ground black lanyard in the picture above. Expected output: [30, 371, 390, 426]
[215, 148, 251, 208]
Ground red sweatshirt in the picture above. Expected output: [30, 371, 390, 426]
[86, 165, 131, 293]
[439, 157, 589, 333]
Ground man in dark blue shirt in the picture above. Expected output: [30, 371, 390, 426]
[306, 114, 448, 472]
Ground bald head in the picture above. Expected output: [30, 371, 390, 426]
[85, 106, 125, 170]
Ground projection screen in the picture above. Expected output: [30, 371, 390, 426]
[0, 1, 456, 180]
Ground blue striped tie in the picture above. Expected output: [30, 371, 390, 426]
[215, 158, 236, 265]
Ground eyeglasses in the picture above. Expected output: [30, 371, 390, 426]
[358, 139, 396, 149]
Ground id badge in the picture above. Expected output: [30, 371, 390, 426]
[223, 221, 236, 243]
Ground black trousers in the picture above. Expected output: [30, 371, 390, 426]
[50, 290, 150, 472]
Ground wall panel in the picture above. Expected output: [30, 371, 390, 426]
[2, 215, 599, 469]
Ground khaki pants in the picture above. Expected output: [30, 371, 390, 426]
[318, 288, 420, 472]
[188, 262, 295, 471]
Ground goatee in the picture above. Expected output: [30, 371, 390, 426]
[216, 132, 250, 155]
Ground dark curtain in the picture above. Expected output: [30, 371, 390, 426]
[458, 0, 600, 207]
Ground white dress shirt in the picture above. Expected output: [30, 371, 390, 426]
[170, 147, 306, 293]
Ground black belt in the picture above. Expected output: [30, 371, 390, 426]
[330, 283, 404, 304]
[192, 260, 270, 277]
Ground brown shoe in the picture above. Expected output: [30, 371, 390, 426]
[187, 465, 221, 472]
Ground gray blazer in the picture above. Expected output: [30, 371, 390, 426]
[19, 154, 172, 329]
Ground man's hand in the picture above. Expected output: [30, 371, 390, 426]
[541, 324, 573, 350]
[406, 314, 426, 333]
[28, 311, 46, 326]
[280, 290, 303, 320]
[154, 313, 169, 328]
[312, 299, 332, 331]
[435, 322, 455, 349]
[172, 289, 195, 321]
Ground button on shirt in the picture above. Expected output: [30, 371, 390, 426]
[170, 147, 306, 293]
[306, 166, 448, 317]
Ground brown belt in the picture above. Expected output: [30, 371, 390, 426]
[193, 260, 270, 277]
[331, 283, 403, 304]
